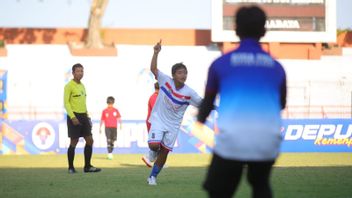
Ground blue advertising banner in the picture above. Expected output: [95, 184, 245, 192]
[0, 119, 351, 155]
[281, 119, 352, 152]
[0, 70, 7, 119]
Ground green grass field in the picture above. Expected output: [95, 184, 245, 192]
[0, 153, 351, 198]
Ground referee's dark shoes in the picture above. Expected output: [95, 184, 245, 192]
[84, 166, 102, 173]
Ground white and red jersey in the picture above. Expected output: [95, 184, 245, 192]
[149, 70, 202, 132]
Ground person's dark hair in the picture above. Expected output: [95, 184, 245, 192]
[171, 62, 187, 75]
[154, 82, 159, 90]
[72, 63, 83, 72]
[107, 96, 115, 104]
[235, 5, 266, 39]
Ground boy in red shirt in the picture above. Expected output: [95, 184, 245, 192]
[142, 82, 160, 167]
[146, 82, 159, 132]
[100, 96, 122, 160]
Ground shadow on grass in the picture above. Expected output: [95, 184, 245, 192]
[0, 166, 351, 198]
[0, 167, 207, 198]
[272, 166, 352, 198]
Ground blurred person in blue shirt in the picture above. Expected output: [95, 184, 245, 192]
[198, 5, 287, 198]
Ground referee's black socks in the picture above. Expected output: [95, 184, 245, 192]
[67, 145, 75, 169]
[84, 145, 93, 167]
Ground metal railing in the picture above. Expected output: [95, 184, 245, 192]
[3, 105, 352, 120]
[282, 105, 351, 119]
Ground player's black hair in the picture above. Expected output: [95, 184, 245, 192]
[154, 82, 159, 90]
[107, 96, 115, 104]
[235, 5, 266, 40]
[171, 62, 187, 75]
[72, 63, 83, 72]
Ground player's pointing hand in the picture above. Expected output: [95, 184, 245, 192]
[154, 39, 162, 54]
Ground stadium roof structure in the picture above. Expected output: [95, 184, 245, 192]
[211, 0, 336, 43]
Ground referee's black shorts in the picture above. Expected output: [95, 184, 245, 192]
[67, 112, 92, 138]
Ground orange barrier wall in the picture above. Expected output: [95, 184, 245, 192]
[0, 28, 211, 46]
[1, 28, 349, 59]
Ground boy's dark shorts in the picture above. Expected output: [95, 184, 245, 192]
[105, 127, 117, 141]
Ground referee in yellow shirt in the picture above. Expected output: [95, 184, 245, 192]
[64, 63, 101, 174]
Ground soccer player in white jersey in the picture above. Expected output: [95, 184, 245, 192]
[142, 40, 202, 185]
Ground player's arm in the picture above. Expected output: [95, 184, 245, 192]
[280, 74, 287, 110]
[99, 120, 103, 129]
[190, 90, 203, 108]
[197, 92, 216, 123]
[197, 64, 218, 123]
[99, 112, 104, 133]
[150, 39, 162, 78]
[117, 110, 122, 130]
[64, 85, 80, 125]
[119, 119, 123, 130]
[276, 61, 287, 110]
